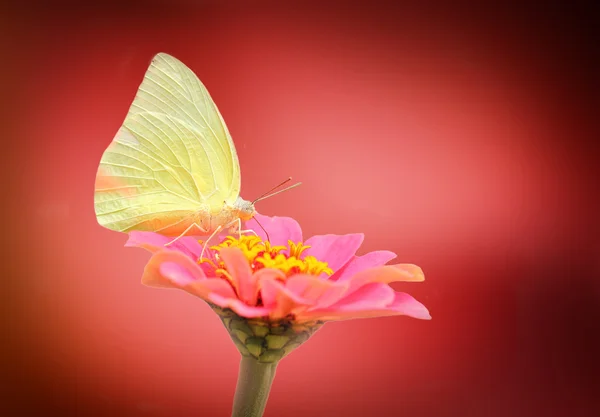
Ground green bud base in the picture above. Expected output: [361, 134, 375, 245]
[211, 304, 324, 362]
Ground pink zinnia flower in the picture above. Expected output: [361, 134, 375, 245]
[127, 213, 430, 350]
[126, 213, 430, 416]
[128, 214, 429, 319]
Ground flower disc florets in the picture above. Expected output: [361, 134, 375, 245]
[200, 235, 333, 282]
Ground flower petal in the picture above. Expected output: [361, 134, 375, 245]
[346, 265, 425, 294]
[260, 276, 312, 320]
[327, 282, 396, 311]
[126, 231, 202, 260]
[389, 264, 425, 282]
[298, 283, 395, 321]
[184, 278, 238, 300]
[247, 213, 303, 247]
[306, 265, 413, 309]
[159, 261, 203, 286]
[219, 247, 255, 304]
[208, 293, 272, 318]
[251, 268, 286, 302]
[141, 250, 205, 288]
[387, 292, 431, 320]
[298, 291, 430, 322]
[286, 274, 348, 307]
[141, 261, 174, 289]
[157, 262, 237, 299]
[331, 250, 397, 282]
[142, 250, 237, 300]
[303, 233, 364, 273]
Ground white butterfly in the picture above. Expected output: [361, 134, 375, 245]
[94, 53, 298, 244]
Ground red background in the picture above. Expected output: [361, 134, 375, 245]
[3, 1, 599, 416]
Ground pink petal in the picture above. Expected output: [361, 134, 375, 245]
[260, 276, 312, 320]
[387, 292, 431, 320]
[298, 283, 395, 321]
[298, 290, 431, 322]
[251, 268, 287, 303]
[303, 233, 364, 273]
[286, 274, 349, 307]
[208, 293, 272, 318]
[159, 261, 204, 286]
[126, 231, 202, 260]
[326, 282, 396, 311]
[141, 255, 176, 289]
[141, 250, 205, 288]
[197, 260, 218, 277]
[331, 250, 397, 282]
[219, 247, 255, 305]
[184, 278, 238, 300]
[346, 265, 426, 295]
[142, 250, 237, 300]
[304, 266, 413, 309]
[247, 213, 303, 247]
[388, 264, 425, 282]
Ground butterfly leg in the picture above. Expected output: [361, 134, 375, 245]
[226, 217, 259, 239]
[198, 218, 260, 262]
[164, 222, 209, 247]
[199, 225, 225, 261]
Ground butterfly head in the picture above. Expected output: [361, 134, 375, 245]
[233, 197, 256, 221]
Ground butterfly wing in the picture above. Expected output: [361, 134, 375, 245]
[94, 53, 241, 235]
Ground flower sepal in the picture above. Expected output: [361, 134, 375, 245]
[212, 304, 324, 362]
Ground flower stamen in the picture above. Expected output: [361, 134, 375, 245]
[199, 235, 332, 280]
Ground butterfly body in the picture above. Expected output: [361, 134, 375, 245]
[192, 196, 256, 236]
[94, 53, 255, 237]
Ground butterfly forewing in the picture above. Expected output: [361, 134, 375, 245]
[94, 53, 242, 235]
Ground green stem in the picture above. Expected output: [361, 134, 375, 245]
[231, 356, 279, 417]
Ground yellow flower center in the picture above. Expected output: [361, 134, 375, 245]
[199, 235, 333, 279]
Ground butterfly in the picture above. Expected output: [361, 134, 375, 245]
[94, 53, 298, 245]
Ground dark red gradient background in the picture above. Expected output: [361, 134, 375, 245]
[3, 1, 599, 416]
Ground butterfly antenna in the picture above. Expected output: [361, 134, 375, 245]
[253, 216, 270, 242]
[252, 177, 292, 204]
[252, 178, 302, 204]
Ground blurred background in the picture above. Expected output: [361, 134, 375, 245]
[2, 1, 598, 416]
